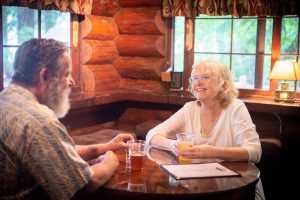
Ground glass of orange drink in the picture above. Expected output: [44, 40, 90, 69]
[176, 133, 195, 164]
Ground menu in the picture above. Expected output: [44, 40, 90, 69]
[161, 163, 240, 180]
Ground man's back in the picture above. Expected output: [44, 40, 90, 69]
[0, 83, 59, 198]
[0, 84, 92, 199]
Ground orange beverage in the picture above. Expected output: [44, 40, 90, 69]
[176, 133, 195, 164]
[130, 152, 145, 171]
[178, 141, 193, 164]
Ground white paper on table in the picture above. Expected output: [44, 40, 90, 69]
[161, 162, 240, 180]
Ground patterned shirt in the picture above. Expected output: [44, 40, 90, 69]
[0, 84, 93, 200]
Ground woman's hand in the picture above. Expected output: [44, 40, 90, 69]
[179, 144, 213, 159]
[107, 133, 134, 151]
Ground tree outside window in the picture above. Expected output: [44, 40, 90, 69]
[1, 6, 70, 89]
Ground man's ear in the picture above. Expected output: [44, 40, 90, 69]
[38, 67, 49, 86]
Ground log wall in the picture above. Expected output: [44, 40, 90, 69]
[81, 0, 166, 92]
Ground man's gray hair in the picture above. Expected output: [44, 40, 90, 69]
[12, 38, 68, 86]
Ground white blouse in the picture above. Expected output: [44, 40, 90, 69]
[146, 98, 262, 163]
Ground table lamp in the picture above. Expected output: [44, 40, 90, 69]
[269, 61, 300, 103]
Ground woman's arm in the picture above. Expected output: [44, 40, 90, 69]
[232, 101, 262, 163]
[146, 103, 191, 153]
[149, 134, 178, 155]
[180, 144, 249, 161]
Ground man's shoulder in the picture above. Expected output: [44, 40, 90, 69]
[0, 92, 61, 141]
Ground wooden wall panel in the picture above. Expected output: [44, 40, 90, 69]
[87, 64, 120, 79]
[81, 64, 121, 92]
[114, 8, 165, 34]
[114, 57, 163, 80]
[118, 107, 173, 125]
[80, 0, 166, 93]
[115, 35, 165, 57]
[95, 79, 120, 91]
[62, 102, 127, 133]
[82, 40, 118, 64]
[119, 78, 164, 92]
[81, 65, 95, 92]
[91, 0, 120, 17]
[81, 15, 118, 40]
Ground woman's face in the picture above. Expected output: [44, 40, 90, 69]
[190, 68, 222, 102]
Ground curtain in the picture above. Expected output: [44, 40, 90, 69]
[162, 0, 300, 17]
[1, 0, 93, 15]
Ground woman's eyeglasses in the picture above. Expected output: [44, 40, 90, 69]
[189, 75, 211, 84]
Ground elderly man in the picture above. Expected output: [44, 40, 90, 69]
[0, 38, 133, 199]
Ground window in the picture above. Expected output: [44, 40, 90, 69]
[280, 17, 300, 92]
[173, 15, 300, 98]
[1, 6, 80, 91]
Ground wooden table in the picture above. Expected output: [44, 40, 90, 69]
[82, 147, 260, 200]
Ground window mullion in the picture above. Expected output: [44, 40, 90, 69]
[38, 10, 41, 38]
[295, 16, 300, 92]
[270, 17, 282, 92]
[255, 18, 266, 89]
[229, 17, 234, 70]
[0, 7, 3, 91]
[183, 17, 195, 90]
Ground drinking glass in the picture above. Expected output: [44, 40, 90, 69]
[176, 133, 195, 164]
[127, 140, 146, 171]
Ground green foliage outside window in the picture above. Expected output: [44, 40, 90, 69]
[173, 17, 185, 72]
[174, 15, 299, 91]
[2, 6, 70, 87]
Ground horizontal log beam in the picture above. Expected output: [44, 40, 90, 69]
[92, 0, 120, 17]
[81, 66, 96, 92]
[115, 35, 165, 57]
[82, 40, 119, 64]
[82, 15, 118, 40]
[114, 8, 165, 34]
[114, 57, 163, 80]
[95, 79, 120, 91]
[85, 64, 120, 81]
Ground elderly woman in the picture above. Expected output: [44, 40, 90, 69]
[146, 60, 264, 200]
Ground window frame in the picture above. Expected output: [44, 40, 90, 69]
[171, 15, 300, 99]
[0, 7, 81, 92]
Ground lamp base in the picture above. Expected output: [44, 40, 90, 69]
[274, 90, 295, 103]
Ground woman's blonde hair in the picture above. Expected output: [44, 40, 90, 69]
[190, 60, 239, 107]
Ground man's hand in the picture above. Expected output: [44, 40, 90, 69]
[107, 133, 134, 151]
[98, 151, 119, 168]
[87, 151, 119, 166]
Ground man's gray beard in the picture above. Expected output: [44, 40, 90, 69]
[43, 80, 71, 118]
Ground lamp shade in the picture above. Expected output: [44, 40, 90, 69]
[269, 61, 300, 81]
